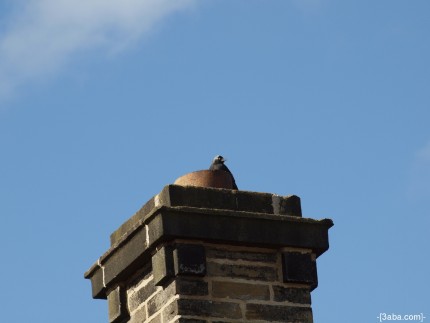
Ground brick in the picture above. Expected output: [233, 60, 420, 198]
[279, 195, 302, 217]
[128, 276, 156, 312]
[282, 252, 318, 290]
[127, 262, 152, 289]
[152, 245, 175, 286]
[178, 299, 242, 319]
[174, 319, 207, 323]
[174, 244, 206, 276]
[246, 303, 313, 322]
[129, 305, 146, 323]
[212, 281, 270, 301]
[272, 286, 311, 304]
[107, 286, 129, 323]
[176, 277, 208, 296]
[153, 244, 207, 287]
[147, 281, 176, 317]
[86, 186, 333, 300]
[148, 314, 161, 323]
[162, 299, 179, 322]
[207, 262, 278, 281]
[85, 184, 332, 323]
[206, 247, 277, 263]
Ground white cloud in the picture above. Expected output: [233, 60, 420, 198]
[0, 0, 196, 99]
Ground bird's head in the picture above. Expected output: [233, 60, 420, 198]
[213, 155, 226, 164]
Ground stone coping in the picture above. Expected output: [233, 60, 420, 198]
[84, 185, 333, 299]
[110, 185, 303, 246]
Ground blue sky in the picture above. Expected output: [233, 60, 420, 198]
[1, 1, 429, 322]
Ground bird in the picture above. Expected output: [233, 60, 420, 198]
[209, 155, 238, 190]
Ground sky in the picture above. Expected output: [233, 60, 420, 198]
[0, 1, 429, 322]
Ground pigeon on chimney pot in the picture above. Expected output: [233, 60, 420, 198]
[209, 155, 238, 190]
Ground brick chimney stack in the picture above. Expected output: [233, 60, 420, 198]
[85, 184, 333, 323]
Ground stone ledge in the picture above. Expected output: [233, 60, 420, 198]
[150, 207, 332, 255]
[110, 185, 303, 245]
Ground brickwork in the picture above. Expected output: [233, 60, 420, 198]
[120, 242, 314, 323]
[85, 185, 332, 323]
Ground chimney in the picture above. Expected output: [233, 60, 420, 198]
[85, 180, 333, 323]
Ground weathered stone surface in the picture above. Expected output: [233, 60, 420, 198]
[152, 245, 175, 286]
[272, 285, 311, 304]
[110, 185, 307, 245]
[147, 282, 176, 317]
[129, 305, 146, 323]
[110, 196, 155, 245]
[178, 299, 242, 319]
[128, 277, 156, 313]
[87, 263, 105, 299]
[107, 286, 129, 323]
[212, 281, 270, 301]
[206, 246, 277, 263]
[234, 190, 273, 213]
[207, 262, 278, 282]
[174, 244, 206, 276]
[174, 319, 207, 323]
[279, 195, 302, 217]
[162, 300, 179, 322]
[127, 262, 152, 289]
[85, 184, 332, 319]
[147, 314, 161, 323]
[166, 185, 273, 214]
[246, 303, 313, 322]
[282, 252, 318, 289]
[86, 204, 331, 298]
[103, 226, 148, 285]
[152, 209, 332, 256]
[152, 244, 207, 286]
[176, 277, 208, 296]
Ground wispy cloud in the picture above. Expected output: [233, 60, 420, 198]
[0, 0, 195, 99]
